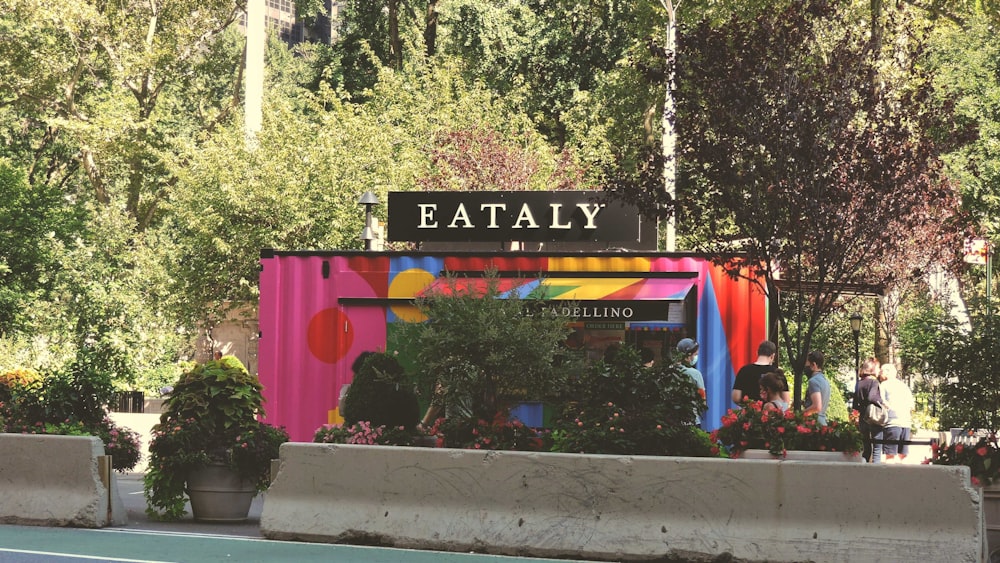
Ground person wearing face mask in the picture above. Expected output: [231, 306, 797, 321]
[801, 349, 831, 426]
[675, 338, 705, 427]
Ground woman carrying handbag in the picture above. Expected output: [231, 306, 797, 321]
[854, 358, 885, 463]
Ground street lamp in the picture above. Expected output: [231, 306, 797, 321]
[358, 191, 379, 251]
[849, 312, 862, 388]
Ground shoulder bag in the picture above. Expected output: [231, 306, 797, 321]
[865, 402, 889, 426]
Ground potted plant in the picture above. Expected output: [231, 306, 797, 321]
[143, 356, 288, 521]
[712, 401, 863, 460]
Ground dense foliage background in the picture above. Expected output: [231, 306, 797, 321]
[1, 0, 999, 428]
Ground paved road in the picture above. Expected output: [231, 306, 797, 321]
[0, 525, 593, 562]
[0, 474, 601, 563]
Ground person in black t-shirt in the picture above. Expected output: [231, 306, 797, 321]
[732, 340, 788, 406]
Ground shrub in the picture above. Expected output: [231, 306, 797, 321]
[97, 416, 143, 473]
[432, 412, 549, 451]
[342, 352, 419, 429]
[549, 346, 715, 456]
[393, 271, 583, 422]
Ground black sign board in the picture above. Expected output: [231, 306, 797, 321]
[388, 191, 649, 243]
[543, 300, 683, 323]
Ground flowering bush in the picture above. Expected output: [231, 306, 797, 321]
[549, 346, 719, 457]
[96, 417, 143, 472]
[925, 434, 1000, 486]
[0, 368, 42, 390]
[712, 401, 862, 457]
[314, 421, 414, 446]
[431, 412, 549, 451]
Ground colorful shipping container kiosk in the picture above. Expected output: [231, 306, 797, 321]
[257, 192, 767, 441]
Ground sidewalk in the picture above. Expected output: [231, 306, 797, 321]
[115, 472, 263, 537]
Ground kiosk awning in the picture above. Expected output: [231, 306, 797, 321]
[416, 276, 696, 302]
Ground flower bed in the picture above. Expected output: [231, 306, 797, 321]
[711, 400, 862, 457]
[925, 433, 1000, 486]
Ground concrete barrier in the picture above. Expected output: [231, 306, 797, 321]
[0, 434, 127, 527]
[261, 443, 983, 562]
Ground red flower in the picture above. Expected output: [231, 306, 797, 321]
[979, 447, 989, 457]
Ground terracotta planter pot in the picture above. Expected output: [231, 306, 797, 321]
[186, 463, 257, 522]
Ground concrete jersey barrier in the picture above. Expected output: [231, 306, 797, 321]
[0, 434, 127, 527]
[261, 443, 983, 562]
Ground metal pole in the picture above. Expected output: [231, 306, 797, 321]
[854, 333, 860, 390]
[988, 241, 992, 321]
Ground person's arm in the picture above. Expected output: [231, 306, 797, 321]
[780, 390, 791, 404]
[731, 389, 743, 404]
[418, 404, 442, 429]
[867, 383, 883, 406]
[802, 391, 823, 417]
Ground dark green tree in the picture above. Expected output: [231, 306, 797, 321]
[655, 0, 965, 406]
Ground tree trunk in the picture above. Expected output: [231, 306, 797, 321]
[425, 0, 438, 57]
[660, 0, 678, 251]
[389, 0, 402, 70]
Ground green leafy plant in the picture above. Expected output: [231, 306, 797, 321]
[143, 357, 288, 520]
[342, 351, 419, 429]
[712, 401, 863, 457]
[925, 434, 1000, 486]
[393, 270, 583, 423]
[932, 314, 1000, 435]
[549, 346, 718, 457]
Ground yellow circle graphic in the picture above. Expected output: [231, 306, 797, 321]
[388, 268, 436, 323]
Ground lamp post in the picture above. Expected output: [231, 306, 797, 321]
[850, 312, 862, 388]
[358, 191, 379, 251]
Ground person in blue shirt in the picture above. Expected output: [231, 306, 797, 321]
[801, 349, 831, 426]
[675, 338, 705, 427]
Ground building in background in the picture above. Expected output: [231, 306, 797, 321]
[243, 0, 340, 46]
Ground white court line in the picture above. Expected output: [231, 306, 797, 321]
[99, 528, 279, 542]
[0, 548, 172, 562]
